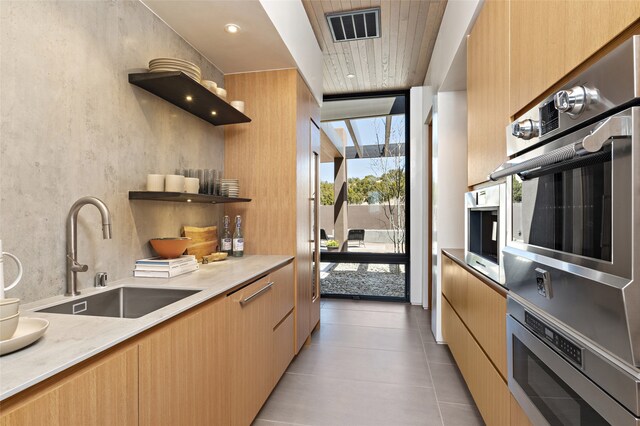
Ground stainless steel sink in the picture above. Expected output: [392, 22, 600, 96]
[36, 287, 202, 319]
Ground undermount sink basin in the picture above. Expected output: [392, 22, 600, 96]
[36, 287, 202, 319]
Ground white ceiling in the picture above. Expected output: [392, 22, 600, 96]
[141, 0, 296, 74]
[321, 97, 396, 121]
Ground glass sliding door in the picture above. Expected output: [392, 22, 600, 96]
[319, 91, 410, 301]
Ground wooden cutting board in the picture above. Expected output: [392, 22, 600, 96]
[181, 225, 218, 262]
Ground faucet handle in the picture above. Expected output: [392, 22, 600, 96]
[95, 272, 108, 287]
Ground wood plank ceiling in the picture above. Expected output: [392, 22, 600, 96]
[303, 0, 447, 95]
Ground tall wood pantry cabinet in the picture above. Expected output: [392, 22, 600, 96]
[224, 69, 321, 353]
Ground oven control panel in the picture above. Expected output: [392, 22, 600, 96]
[525, 311, 583, 367]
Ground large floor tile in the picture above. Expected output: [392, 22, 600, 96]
[430, 363, 475, 405]
[419, 326, 437, 344]
[289, 344, 433, 388]
[439, 402, 485, 426]
[322, 298, 415, 313]
[424, 342, 455, 365]
[252, 419, 309, 426]
[321, 307, 417, 329]
[312, 323, 424, 353]
[257, 373, 443, 426]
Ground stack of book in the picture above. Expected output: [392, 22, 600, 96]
[133, 255, 199, 278]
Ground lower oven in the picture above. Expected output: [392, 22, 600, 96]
[508, 295, 640, 426]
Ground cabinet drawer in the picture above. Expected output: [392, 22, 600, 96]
[272, 310, 294, 388]
[270, 261, 295, 327]
[443, 298, 510, 426]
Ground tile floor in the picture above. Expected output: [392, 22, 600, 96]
[254, 299, 484, 426]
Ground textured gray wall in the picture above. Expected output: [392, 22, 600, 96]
[0, 1, 226, 302]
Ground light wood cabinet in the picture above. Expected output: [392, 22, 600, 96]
[510, 1, 640, 116]
[272, 311, 295, 386]
[0, 345, 138, 426]
[227, 276, 275, 426]
[271, 260, 295, 327]
[225, 70, 321, 354]
[442, 252, 512, 425]
[466, 0, 509, 186]
[138, 297, 228, 426]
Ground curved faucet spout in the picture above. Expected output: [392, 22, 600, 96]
[66, 196, 112, 297]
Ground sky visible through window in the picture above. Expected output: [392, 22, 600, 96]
[320, 115, 405, 182]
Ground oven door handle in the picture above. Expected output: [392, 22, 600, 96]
[489, 116, 631, 181]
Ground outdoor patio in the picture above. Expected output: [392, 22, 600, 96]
[320, 262, 406, 297]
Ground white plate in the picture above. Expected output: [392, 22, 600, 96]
[150, 57, 198, 66]
[0, 318, 49, 356]
[149, 63, 201, 74]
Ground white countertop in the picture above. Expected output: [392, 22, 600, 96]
[0, 255, 292, 401]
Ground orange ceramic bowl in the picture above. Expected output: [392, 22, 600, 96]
[149, 237, 191, 259]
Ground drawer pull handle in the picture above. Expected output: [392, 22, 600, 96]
[240, 282, 273, 306]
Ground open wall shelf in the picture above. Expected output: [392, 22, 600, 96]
[128, 71, 251, 126]
[129, 191, 251, 204]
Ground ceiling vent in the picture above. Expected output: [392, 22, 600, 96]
[326, 8, 380, 42]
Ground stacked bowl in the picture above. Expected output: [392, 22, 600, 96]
[220, 179, 239, 197]
[0, 298, 20, 341]
[148, 58, 202, 82]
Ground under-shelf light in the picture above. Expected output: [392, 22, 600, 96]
[186, 95, 193, 102]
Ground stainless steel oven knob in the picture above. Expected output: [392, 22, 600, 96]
[554, 86, 599, 118]
[512, 119, 539, 140]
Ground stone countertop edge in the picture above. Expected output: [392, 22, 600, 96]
[0, 254, 293, 402]
[441, 248, 508, 297]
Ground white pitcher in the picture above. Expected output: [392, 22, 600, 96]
[0, 240, 23, 299]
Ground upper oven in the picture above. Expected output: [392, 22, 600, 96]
[491, 35, 640, 370]
[500, 108, 632, 280]
[465, 183, 506, 284]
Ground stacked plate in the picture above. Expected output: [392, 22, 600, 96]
[220, 179, 239, 198]
[148, 58, 201, 82]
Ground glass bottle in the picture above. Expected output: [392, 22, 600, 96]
[232, 215, 244, 257]
[221, 215, 232, 255]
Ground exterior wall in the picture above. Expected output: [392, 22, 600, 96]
[0, 1, 225, 302]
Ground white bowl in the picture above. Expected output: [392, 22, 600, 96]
[0, 298, 19, 319]
[201, 80, 218, 91]
[0, 312, 19, 341]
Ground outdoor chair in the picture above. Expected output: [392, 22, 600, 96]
[320, 229, 328, 241]
[347, 229, 365, 247]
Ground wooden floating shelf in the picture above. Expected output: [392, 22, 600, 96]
[128, 71, 251, 126]
[129, 191, 251, 204]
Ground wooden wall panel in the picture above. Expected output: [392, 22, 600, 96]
[224, 70, 298, 256]
[510, 394, 533, 426]
[467, 0, 509, 186]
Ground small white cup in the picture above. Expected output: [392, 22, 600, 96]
[185, 177, 199, 194]
[215, 87, 227, 100]
[165, 174, 186, 193]
[146, 174, 165, 192]
[230, 100, 245, 113]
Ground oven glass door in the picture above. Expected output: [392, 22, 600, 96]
[512, 335, 609, 425]
[511, 146, 613, 262]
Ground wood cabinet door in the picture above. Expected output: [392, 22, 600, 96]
[227, 276, 274, 426]
[510, 1, 640, 116]
[1, 346, 138, 426]
[271, 261, 295, 327]
[467, 0, 510, 186]
[272, 311, 295, 387]
[138, 297, 228, 426]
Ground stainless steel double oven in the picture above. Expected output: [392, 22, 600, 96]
[490, 36, 640, 425]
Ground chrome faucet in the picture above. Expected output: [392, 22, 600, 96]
[66, 196, 112, 296]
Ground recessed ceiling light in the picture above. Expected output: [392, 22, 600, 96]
[186, 95, 193, 101]
[225, 24, 240, 34]
[211, 111, 217, 116]
[347, 73, 355, 79]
